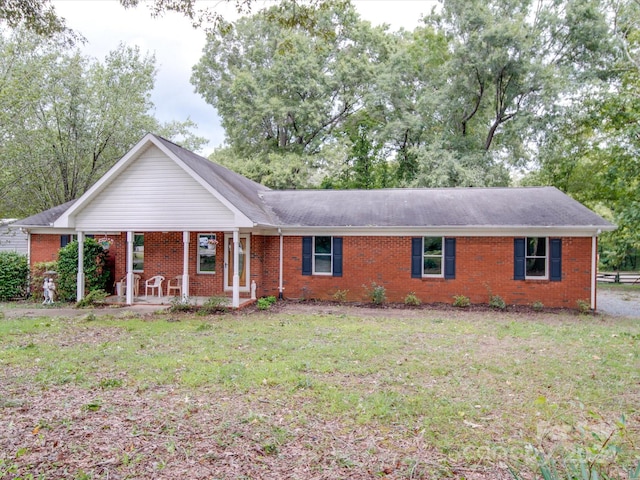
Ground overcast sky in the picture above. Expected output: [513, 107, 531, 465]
[52, 1, 436, 155]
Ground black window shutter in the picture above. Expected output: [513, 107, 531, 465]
[60, 235, 70, 248]
[444, 238, 456, 279]
[302, 237, 312, 276]
[332, 237, 343, 277]
[550, 238, 562, 281]
[514, 238, 525, 280]
[411, 237, 422, 278]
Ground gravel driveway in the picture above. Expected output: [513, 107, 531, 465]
[597, 288, 640, 318]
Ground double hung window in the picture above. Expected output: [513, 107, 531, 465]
[525, 237, 547, 278]
[411, 237, 456, 279]
[198, 234, 217, 273]
[302, 236, 343, 277]
[514, 237, 562, 281]
[133, 234, 144, 272]
[313, 236, 332, 275]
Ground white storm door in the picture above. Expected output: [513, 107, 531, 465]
[224, 234, 250, 292]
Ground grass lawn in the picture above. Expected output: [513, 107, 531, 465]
[0, 303, 638, 479]
[598, 282, 640, 292]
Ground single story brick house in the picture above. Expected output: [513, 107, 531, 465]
[15, 133, 615, 310]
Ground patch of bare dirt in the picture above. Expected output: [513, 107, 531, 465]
[1, 384, 515, 480]
[264, 299, 586, 322]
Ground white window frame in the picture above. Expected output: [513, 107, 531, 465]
[423, 236, 444, 278]
[197, 233, 217, 274]
[525, 237, 548, 280]
[313, 236, 333, 276]
[133, 233, 144, 273]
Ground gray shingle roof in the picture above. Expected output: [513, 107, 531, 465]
[13, 200, 77, 227]
[261, 187, 614, 228]
[13, 134, 614, 232]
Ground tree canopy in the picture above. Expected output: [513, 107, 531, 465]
[0, 28, 204, 217]
[192, 0, 620, 189]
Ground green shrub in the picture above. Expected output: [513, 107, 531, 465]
[404, 292, 421, 306]
[197, 296, 228, 315]
[365, 282, 386, 305]
[0, 251, 29, 300]
[489, 295, 506, 310]
[576, 299, 591, 314]
[76, 289, 108, 308]
[332, 289, 349, 302]
[532, 300, 544, 311]
[168, 296, 196, 313]
[453, 295, 470, 308]
[57, 238, 109, 302]
[257, 295, 277, 310]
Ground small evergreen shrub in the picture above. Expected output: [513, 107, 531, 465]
[453, 295, 470, 308]
[332, 289, 349, 302]
[365, 282, 386, 305]
[489, 295, 506, 310]
[404, 292, 421, 306]
[198, 296, 228, 315]
[257, 295, 277, 310]
[0, 251, 29, 300]
[168, 296, 196, 313]
[576, 299, 591, 314]
[76, 289, 108, 308]
[532, 301, 544, 312]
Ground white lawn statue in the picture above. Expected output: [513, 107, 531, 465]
[43, 278, 56, 304]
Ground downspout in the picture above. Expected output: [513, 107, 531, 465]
[591, 231, 600, 311]
[76, 232, 85, 302]
[26, 230, 31, 296]
[278, 228, 284, 299]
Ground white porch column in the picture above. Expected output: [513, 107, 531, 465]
[126, 231, 134, 305]
[591, 235, 597, 311]
[278, 228, 284, 299]
[76, 232, 85, 302]
[182, 231, 190, 300]
[232, 229, 240, 308]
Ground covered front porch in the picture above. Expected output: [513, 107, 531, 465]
[74, 229, 256, 308]
[46, 134, 280, 307]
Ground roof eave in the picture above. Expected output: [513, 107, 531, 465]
[273, 224, 617, 237]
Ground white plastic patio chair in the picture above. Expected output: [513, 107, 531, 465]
[144, 275, 165, 297]
[167, 275, 182, 297]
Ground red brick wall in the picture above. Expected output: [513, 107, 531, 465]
[111, 232, 227, 297]
[29, 233, 594, 308]
[31, 232, 228, 297]
[30, 234, 62, 265]
[262, 236, 593, 309]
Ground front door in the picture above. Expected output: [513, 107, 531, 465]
[224, 234, 250, 292]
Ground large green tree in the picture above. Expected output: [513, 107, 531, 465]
[192, 0, 391, 159]
[526, 1, 640, 269]
[0, 29, 204, 217]
[414, 0, 613, 170]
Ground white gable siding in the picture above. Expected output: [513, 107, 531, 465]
[0, 222, 28, 253]
[73, 146, 236, 230]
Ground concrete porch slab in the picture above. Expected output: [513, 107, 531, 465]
[104, 295, 255, 309]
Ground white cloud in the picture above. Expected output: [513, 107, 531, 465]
[52, 0, 435, 155]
